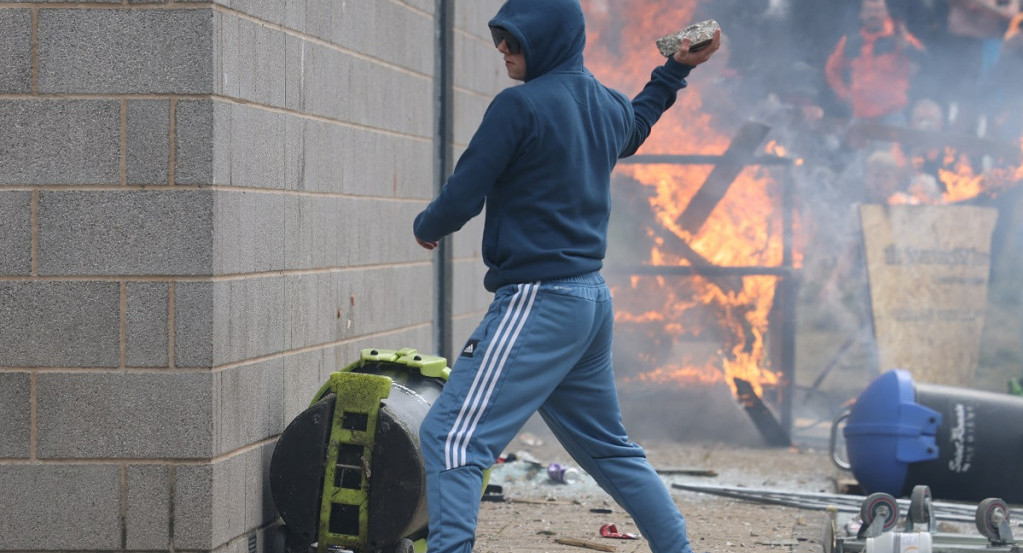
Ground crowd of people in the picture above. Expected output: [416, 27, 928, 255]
[703, 0, 1023, 156]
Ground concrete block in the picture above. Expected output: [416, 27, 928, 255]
[0, 372, 30, 458]
[246, 441, 277, 533]
[238, 17, 287, 107]
[284, 0, 306, 35]
[177, 277, 287, 367]
[175, 445, 276, 550]
[0, 281, 120, 367]
[301, 0, 336, 44]
[282, 348, 337, 422]
[173, 463, 214, 550]
[213, 358, 284, 455]
[392, 137, 434, 200]
[36, 372, 214, 459]
[218, 11, 288, 105]
[225, 103, 287, 190]
[127, 99, 171, 185]
[300, 119, 346, 195]
[283, 272, 342, 350]
[457, 1, 500, 39]
[212, 277, 287, 366]
[174, 99, 215, 186]
[126, 281, 169, 367]
[212, 452, 246, 548]
[333, 128, 430, 199]
[214, 190, 286, 274]
[217, 11, 240, 98]
[212, 101, 233, 186]
[126, 464, 171, 549]
[234, 0, 286, 26]
[235, 15, 257, 101]
[284, 113, 304, 191]
[37, 8, 214, 94]
[0, 9, 32, 93]
[0, 190, 32, 275]
[37, 190, 215, 276]
[0, 99, 120, 185]
[345, 265, 432, 338]
[296, 41, 351, 123]
[345, 197, 427, 267]
[0, 464, 121, 550]
[283, 34, 305, 113]
[379, 1, 433, 75]
[282, 195, 337, 270]
[174, 281, 214, 368]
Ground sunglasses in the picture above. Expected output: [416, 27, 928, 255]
[489, 26, 522, 54]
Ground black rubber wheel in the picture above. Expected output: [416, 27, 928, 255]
[909, 485, 932, 525]
[270, 526, 287, 553]
[976, 497, 1010, 540]
[860, 492, 899, 532]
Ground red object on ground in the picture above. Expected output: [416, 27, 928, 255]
[600, 523, 639, 539]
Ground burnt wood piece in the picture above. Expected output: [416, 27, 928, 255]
[675, 121, 772, 235]
[733, 377, 791, 447]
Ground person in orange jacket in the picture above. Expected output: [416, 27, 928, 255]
[825, 0, 926, 124]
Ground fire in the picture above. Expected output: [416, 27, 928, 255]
[892, 141, 1023, 205]
[582, 0, 785, 398]
[582, 0, 1023, 406]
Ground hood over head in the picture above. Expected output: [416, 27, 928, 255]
[489, 0, 586, 81]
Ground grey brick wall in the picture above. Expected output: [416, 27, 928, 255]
[0, 1, 501, 550]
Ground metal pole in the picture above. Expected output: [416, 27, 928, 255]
[779, 165, 798, 437]
[433, 0, 454, 361]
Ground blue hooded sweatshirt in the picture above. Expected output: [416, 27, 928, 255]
[414, 0, 693, 292]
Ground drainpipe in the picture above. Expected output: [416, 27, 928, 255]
[433, 0, 455, 361]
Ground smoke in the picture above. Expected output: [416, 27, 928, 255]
[582, 0, 1023, 445]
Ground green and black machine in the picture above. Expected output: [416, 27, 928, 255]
[269, 348, 450, 553]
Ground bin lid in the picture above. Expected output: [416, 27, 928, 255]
[843, 370, 941, 495]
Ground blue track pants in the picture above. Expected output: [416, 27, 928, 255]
[419, 272, 694, 553]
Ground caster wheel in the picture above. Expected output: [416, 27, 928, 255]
[395, 538, 415, 553]
[909, 485, 932, 526]
[823, 509, 838, 553]
[860, 492, 899, 533]
[976, 497, 1011, 541]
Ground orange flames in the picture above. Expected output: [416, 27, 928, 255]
[582, 0, 785, 397]
[890, 141, 1023, 205]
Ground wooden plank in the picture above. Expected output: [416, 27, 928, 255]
[859, 204, 998, 385]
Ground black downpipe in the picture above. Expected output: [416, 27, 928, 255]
[433, 0, 455, 361]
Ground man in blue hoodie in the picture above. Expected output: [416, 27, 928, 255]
[413, 1, 720, 552]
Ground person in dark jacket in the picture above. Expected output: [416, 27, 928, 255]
[413, 1, 720, 552]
